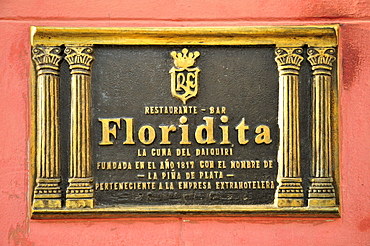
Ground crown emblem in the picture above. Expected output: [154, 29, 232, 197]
[169, 48, 201, 104]
[171, 48, 200, 69]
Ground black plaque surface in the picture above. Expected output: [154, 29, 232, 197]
[58, 45, 312, 206]
[94, 45, 279, 206]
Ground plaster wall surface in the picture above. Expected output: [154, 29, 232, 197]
[1, 0, 370, 245]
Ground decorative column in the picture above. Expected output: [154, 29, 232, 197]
[274, 47, 304, 207]
[32, 46, 63, 209]
[307, 47, 337, 207]
[65, 45, 95, 208]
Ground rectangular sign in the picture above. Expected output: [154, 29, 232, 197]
[30, 26, 340, 218]
[92, 45, 279, 207]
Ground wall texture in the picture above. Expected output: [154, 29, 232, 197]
[1, 0, 370, 245]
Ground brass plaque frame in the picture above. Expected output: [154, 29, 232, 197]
[30, 26, 340, 218]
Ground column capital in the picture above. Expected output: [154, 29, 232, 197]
[307, 47, 336, 75]
[64, 45, 94, 75]
[32, 46, 62, 76]
[275, 47, 304, 76]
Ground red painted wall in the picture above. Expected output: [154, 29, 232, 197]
[1, 0, 370, 245]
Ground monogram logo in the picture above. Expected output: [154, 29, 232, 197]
[169, 48, 201, 104]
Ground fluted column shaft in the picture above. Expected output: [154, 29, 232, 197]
[65, 45, 95, 208]
[308, 47, 337, 207]
[274, 47, 304, 207]
[32, 46, 62, 209]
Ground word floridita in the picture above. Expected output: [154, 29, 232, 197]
[98, 116, 272, 145]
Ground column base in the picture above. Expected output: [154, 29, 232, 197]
[66, 198, 95, 209]
[308, 178, 336, 207]
[277, 198, 304, 207]
[33, 199, 62, 209]
[275, 178, 304, 207]
[33, 178, 62, 209]
[308, 198, 336, 207]
[66, 177, 94, 208]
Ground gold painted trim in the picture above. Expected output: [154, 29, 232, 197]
[31, 205, 340, 219]
[65, 45, 95, 208]
[30, 26, 340, 218]
[274, 48, 305, 207]
[31, 26, 338, 46]
[307, 47, 337, 207]
[32, 46, 63, 209]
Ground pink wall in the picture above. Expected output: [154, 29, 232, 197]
[1, 0, 370, 245]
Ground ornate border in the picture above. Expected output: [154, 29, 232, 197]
[30, 26, 340, 218]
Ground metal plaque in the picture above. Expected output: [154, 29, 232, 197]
[30, 26, 340, 218]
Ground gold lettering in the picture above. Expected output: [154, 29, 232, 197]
[159, 125, 177, 144]
[138, 125, 156, 145]
[222, 107, 226, 114]
[255, 125, 273, 144]
[193, 106, 198, 114]
[99, 118, 121, 145]
[199, 160, 214, 169]
[179, 116, 191, 144]
[195, 117, 216, 144]
[235, 118, 249, 144]
[219, 115, 231, 144]
[122, 118, 135, 144]
[138, 148, 147, 156]
[182, 106, 188, 114]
